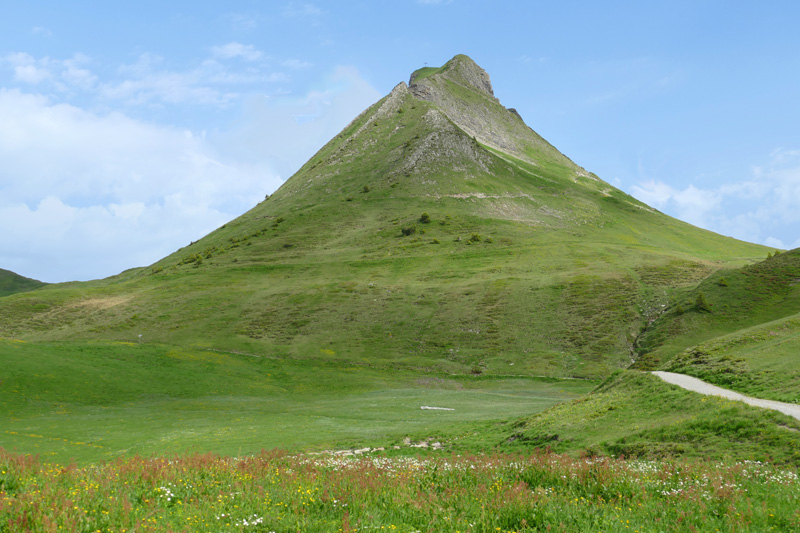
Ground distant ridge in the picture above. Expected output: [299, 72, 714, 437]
[0, 268, 46, 298]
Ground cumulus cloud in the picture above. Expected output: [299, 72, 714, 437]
[630, 149, 800, 250]
[0, 60, 382, 283]
[0, 89, 280, 282]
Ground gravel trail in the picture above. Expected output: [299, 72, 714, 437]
[651, 371, 800, 421]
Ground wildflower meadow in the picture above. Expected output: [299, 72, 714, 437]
[1, 448, 798, 532]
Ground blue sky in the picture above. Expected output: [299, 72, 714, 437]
[2, 1, 799, 282]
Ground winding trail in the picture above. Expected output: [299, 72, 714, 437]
[651, 371, 800, 422]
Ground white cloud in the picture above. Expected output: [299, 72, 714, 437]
[98, 52, 272, 106]
[2, 52, 96, 90]
[630, 149, 800, 250]
[211, 42, 264, 62]
[4, 52, 52, 84]
[0, 62, 381, 282]
[0, 89, 280, 282]
[32, 26, 53, 37]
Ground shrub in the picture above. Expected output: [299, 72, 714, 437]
[401, 226, 417, 236]
[717, 277, 729, 287]
[419, 213, 431, 224]
[362, 185, 370, 193]
[468, 233, 482, 243]
[695, 292, 711, 312]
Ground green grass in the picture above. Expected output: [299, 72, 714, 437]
[498, 370, 800, 465]
[662, 312, 800, 403]
[2, 449, 799, 532]
[409, 65, 442, 82]
[0, 268, 45, 298]
[635, 248, 800, 370]
[0, 339, 594, 465]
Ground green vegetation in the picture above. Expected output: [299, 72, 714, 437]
[663, 313, 800, 403]
[2, 449, 798, 532]
[635, 248, 800, 370]
[2, 55, 799, 523]
[0, 268, 45, 298]
[500, 370, 800, 465]
[0, 339, 592, 465]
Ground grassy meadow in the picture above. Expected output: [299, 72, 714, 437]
[0, 339, 593, 465]
[2, 449, 799, 532]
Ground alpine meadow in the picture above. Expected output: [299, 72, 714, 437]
[2, 55, 800, 532]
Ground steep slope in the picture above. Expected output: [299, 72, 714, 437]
[0, 268, 45, 298]
[635, 248, 800, 369]
[0, 55, 770, 379]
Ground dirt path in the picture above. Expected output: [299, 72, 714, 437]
[651, 371, 800, 421]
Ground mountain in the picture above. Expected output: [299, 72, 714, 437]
[0, 268, 46, 298]
[0, 55, 769, 379]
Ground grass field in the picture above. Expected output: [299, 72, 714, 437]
[0, 339, 594, 465]
[2, 449, 798, 532]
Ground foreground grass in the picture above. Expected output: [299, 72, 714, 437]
[2, 449, 798, 532]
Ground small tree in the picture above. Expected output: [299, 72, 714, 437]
[695, 292, 711, 312]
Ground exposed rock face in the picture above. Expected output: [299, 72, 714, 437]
[408, 55, 582, 173]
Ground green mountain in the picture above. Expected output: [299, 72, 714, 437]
[0, 55, 768, 378]
[0, 268, 45, 298]
[5, 55, 797, 464]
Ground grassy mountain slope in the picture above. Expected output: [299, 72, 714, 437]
[0, 56, 769, 381]
[501, 249, 800, 462]
[635, 248, 800, 369]
[0, 268, 45, 298]
[495, 369, 800, 465]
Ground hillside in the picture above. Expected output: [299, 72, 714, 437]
[0, 55, 769, 380]
[500, 248, 800, 462]
[0, 268, 45, 298]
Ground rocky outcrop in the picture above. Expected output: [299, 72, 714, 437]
[408, 54, 582, 173]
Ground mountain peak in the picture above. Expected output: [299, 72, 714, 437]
[409, 54, 494, 98]
[407, 55, 579, 171]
